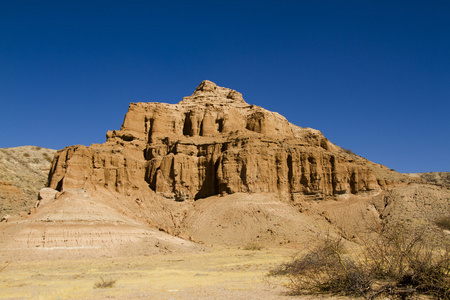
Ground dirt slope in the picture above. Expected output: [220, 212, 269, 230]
[0, 146, 56, 216]
[180, 193, 330, 248]
[0, 188, 202, 261]
[407, 172, 450, 188]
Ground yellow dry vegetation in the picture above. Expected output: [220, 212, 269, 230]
[0, 248, 302, 300]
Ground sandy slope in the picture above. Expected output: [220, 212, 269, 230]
[407, 172, 450, 188]
[0, 146, 56, 216]
[0, 189, 201, 261]
[1, 182, 449, 261]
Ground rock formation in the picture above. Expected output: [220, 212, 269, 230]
[47, 80, 405, 202]
[4, 81, 446, 260]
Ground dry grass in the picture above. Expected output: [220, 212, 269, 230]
[0, 248, 296, 299]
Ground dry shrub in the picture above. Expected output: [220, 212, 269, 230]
[269, 222, 450, 299]
[343, 148, 355, 155]
[243, 242, 262, 251]
[270, 235, 371, 297]
[0, 262, 10, 273]
[42, 153, 52, 163]
[94, 277, 116, 288]
[363, 222, 450, 299]
[435, 216, 450, 230]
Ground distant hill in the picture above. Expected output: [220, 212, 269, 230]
[406, 172, 450, 188]
[0, 146, 56, 216]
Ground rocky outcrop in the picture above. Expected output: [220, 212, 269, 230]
[47, 81, 403, 202]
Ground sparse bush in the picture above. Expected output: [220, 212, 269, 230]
[270, 235, 371, 297]
[23, 153, 31, 157]
[243, 242, 262, 251]
[363, 222, 450, 299]
[436, 216, 450, 230]
[343, 148, 355, 155]
[269, 222, 450, 299]
[42, 153, 52, 163]
[94, 277, 116, 288]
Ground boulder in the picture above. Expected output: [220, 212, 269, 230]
[37, 188, 59, 207]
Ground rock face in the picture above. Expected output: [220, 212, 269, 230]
[47, 81, 402, 202]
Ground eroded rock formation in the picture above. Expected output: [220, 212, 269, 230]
[47, 80, 403, 202]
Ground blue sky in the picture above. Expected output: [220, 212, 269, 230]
[1, 0, 449, 173]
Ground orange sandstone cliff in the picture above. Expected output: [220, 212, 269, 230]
[48, 80, 405, 203]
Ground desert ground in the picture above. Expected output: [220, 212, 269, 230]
[0, 105, 448, 300]
[0, 247, 362, 300]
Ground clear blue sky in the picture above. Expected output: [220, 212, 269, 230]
[1, 0, 449, 173]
